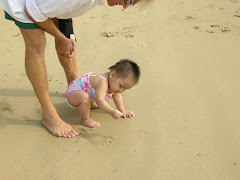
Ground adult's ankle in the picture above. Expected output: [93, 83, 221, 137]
[42, 105, 58, 116]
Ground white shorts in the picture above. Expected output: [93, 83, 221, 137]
[66, 98, 77, 108]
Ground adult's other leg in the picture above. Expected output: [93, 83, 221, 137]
[19, 27, 78, 138]
[52, 18, 79, 85]
[57, 52, 79, 85]
[52, 18, 79, 84]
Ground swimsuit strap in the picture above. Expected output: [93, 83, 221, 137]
[89, 73, 108, 81]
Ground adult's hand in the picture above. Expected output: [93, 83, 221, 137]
[67, 34, 77, 58]
[55, 36, 74, 58]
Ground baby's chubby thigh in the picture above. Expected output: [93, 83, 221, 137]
[67, 91, 91, 107]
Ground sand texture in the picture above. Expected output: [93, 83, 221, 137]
[1, 0, 240, 179]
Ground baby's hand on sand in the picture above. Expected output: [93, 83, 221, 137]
[111, 110, 123, 119]
[122, 111, 135, 118]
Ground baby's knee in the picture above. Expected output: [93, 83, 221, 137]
[67, 91, 91, 107]
[81, 93, 91, 105]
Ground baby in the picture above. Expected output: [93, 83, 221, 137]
[66, 59, 140, 128]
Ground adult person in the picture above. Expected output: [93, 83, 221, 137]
[0, 0, 153, 138]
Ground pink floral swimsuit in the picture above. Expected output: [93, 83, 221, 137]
[66, 72, 113, 101]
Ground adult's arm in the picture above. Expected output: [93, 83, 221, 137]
[24, 7, 74, 57]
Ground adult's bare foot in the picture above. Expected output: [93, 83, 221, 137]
[42, 111, 78, 138]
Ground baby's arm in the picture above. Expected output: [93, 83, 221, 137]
[112, 93, 135, 118]
[95, 82, 123, 119]
[112, 93, 125, 112]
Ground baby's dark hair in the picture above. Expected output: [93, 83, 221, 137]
[108, 59, 141, 83]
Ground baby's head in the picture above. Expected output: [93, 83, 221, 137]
[108, 59, 140, 93]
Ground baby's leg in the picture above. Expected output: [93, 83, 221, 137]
[67, 91, 101, 128]
[91, 101, 99, 109]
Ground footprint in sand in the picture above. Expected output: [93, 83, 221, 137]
[77, 128, 113, 146]
[0, 101, 13, 128]
[0, 101, 13, 114]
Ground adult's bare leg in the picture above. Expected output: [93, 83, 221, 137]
[51, 18, 79, 85]
[57, 53, 79, 85]
[19, 27, 78, 138]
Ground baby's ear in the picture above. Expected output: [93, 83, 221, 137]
[109, 70, 116, 78]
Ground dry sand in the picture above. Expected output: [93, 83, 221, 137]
[1, 0, 240, 179]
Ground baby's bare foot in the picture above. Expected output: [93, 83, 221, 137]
[42, 112, 78, 138]
[91, 101, 99, 109]
[80, 119, 101, 128]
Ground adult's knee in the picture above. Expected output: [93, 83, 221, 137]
[21, 28, 46, 56]
[25, 38, 46, 56]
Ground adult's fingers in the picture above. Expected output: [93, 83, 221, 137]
[70, 34, 77, 51]
[59, 53, 67, 58]
[67, 51, 75, 58]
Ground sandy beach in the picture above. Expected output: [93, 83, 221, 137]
[1, 0, 240, 179]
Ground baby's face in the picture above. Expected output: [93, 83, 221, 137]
[109, 73, 136, 94]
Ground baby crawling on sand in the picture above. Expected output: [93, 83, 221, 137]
[66, 59, 140, 128]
